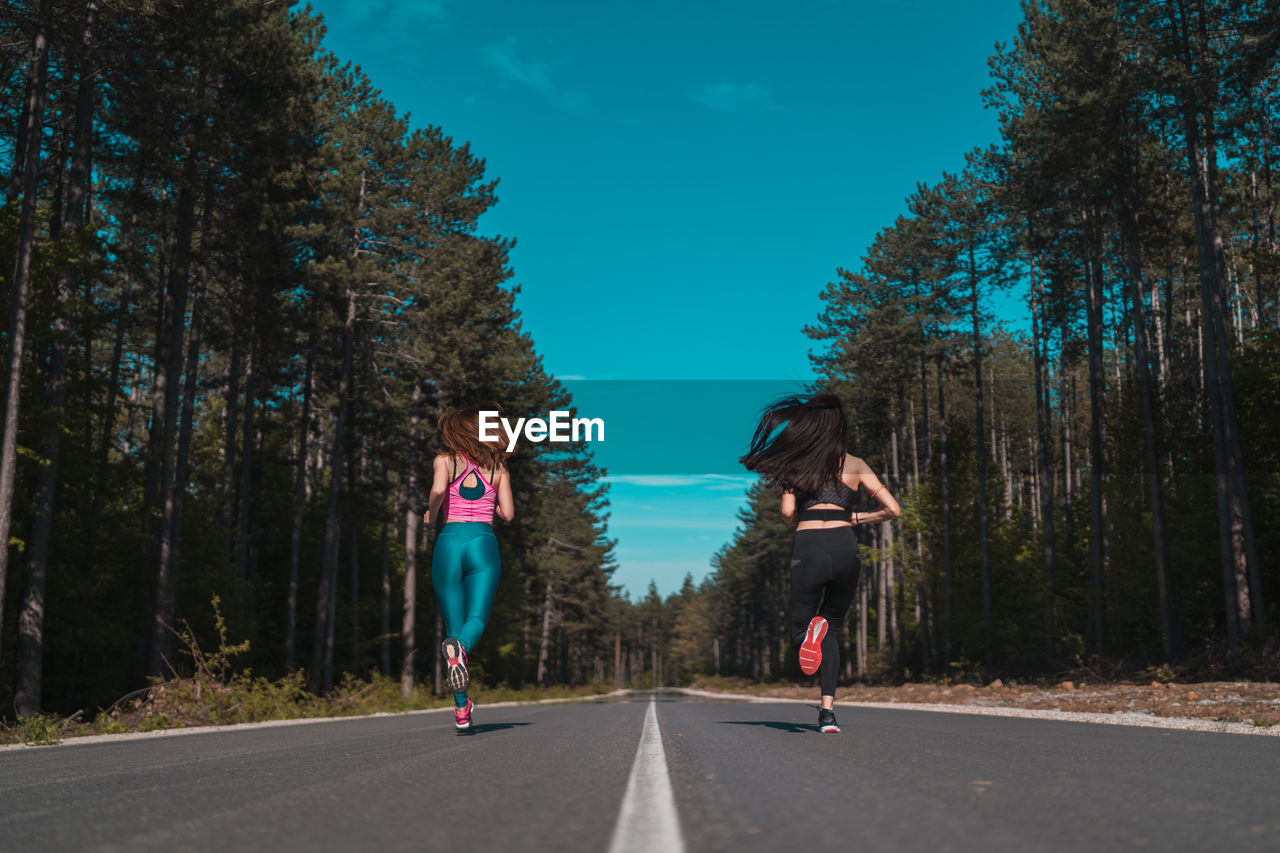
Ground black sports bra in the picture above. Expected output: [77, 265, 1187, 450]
[800, 478, 857, 511]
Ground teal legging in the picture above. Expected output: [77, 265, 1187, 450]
[431, 522, 501, 654]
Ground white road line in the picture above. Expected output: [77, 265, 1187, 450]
[607, 698, 686, 853]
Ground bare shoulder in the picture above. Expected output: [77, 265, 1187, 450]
[434, 452, 454, 468]
[843, 454, 871, 474]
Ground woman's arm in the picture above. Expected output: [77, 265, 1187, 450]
[494, 465, 515, 522]
[780, 490, 797, 527]
[425, 454, 451, 523]
[848, 455, 901, 526]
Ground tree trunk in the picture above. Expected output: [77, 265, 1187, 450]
[889, 420, 902, 657]
[937, 361, 953, 665]
[970, 242, 992, 667]
[1031, 253, 1057, 658]
[856, 570, 867, 679]
[1121, 203, 1179, 661]
[154, 260, 207, 661]
[223, 325, 241, 569]
[236, 348, 256, 588]
[147, 142, 201, 678]
[14, 0, 97, 712]
[876, 521, 887, 655]
[916, 579, 932, 673]
[537, 580, 554, 686]
[346, 428, 363, 678]
[380, 520, 390, 677]
[0, 0, 54, 659]
[311, 288, 356, 692]
[616, 631, 624, 687]
[349, 510, 360, 678]
[1081, 206, 1109, 655]
[919, 357, 932, 471]
[1168, 0, 1264, 642]
[86, 318, 125, 569]
[1191, 108, 1264, 637]
[284, 338, 315, 672]
[6, 75, 31, 202]
[400, 385, 422, 699]
[1001, 418, 1014, 521]
[909, 396, 921, 489]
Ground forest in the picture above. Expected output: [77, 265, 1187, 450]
[2, 0, 1279, 725]
[686, 0, 1280, 685]
[0, 0, 628, 721]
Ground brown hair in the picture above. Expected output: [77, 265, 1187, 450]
[438, 405, 512, 471]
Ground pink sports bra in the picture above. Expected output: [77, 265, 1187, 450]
[445, 452, 497, 523]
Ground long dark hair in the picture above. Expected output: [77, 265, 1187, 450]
[739, 394, 847, 497]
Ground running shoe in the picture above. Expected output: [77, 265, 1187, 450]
[442, 638, 469, 692]
[798, 616, 827, 675]
[454, 698, 473, 732]
[818, 708, 840, 734]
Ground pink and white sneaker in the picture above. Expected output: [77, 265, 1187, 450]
[799, 617, 827, 676]
[454, 698, 473, 731]
[442, 638, 469, 692]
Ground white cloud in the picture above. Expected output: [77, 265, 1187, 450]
[611, 517, 735, 530]
[605, 473, 756, 488]
[690, 83, 779, 113]
[483, 37, 588, 115]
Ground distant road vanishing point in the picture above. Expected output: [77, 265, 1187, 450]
[3, 691, 1278, 852]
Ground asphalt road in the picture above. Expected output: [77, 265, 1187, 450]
[2, 692, 1277, 852]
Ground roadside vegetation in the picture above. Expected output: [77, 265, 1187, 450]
[0, 599, 613, 747]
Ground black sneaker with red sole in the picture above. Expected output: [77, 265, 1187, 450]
[818, 708, 840, 733]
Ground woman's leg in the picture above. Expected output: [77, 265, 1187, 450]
[457, 530, 502, 654]
[816, 542, 861, 704]
[788, 534, 827, 649]
[430, 527, 466, 642]
[432, 528, 472, 709]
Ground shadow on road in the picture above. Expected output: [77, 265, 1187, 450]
[717, 720, 816, 734]
[459, 722, 534, 736]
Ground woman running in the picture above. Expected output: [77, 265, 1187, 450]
[425, 407, 516, 731]
[740, 394, 900, 733]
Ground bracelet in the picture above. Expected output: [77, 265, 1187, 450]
[854, 512, 860, 526]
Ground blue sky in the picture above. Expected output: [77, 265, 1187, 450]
[310, 0, 1027, 597]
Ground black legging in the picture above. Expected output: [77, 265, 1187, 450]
[789, 526, 861, 696]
